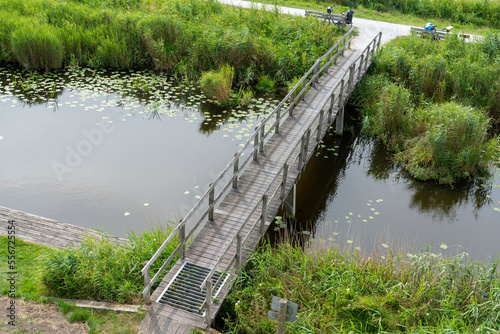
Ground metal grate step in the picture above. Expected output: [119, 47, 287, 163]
[157, 262, 229, 315]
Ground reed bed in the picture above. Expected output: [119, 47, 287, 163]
[0, 0, 344, 90]
[353, 34, 500, 184]
[223, 238, 500, 333]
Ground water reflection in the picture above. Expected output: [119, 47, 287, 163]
[293, 104, 500, 261]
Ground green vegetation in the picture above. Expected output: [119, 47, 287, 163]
[200, 64, 235, 105]
[354, 34, 500, 184]
[0, 0, 344, 91]
[0, 235, 147, 333]
[42, 226, 179, 303]
[223, 240, 500, 333]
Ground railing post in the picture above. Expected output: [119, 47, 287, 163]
[232, 153, 239, 189]
[276, 107, 281, 133]
[370, 39, 377, 60]
[317, 109, 324, 144]
[365, 44, 371, 69]
[236, 233, 242, 272]
[328, 93, 335, 124]
[289, 90, 295, 116]
[260, 194, 268, 234]
[336, 106, 344, 136]
[348, 63, 356, 92]
[281, 163, 288, 199]
[143, 263, 151, 304]
[302, 129, 311, 171]
[259, 123, 265, 153]
[205, 280, 212, 325]
[334, 45, 339, 65]
[301, 78, 306, 102]
[377, 32, 382, 52]
[312, 62, 318, 88]
[209, 186, 215, 221]
[179, 224, 185, 260]
[358, 54, 365, 80]
[348, 28, 353, 49]
[253, 127, 259, 161]
[326, 52, 331, 72]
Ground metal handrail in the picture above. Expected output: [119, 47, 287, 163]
[140, 27, 356, 302]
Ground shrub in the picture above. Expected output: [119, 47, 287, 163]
[199, 64, 234, 105]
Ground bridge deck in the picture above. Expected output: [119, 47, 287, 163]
[138, 39, 376, 332]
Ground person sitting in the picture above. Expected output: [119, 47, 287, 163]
[345, 9, 354, 25]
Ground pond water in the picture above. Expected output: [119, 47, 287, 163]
[1, 68, 499, 262]
[0, 67, 279, 236]
[293, 106, 500, 262]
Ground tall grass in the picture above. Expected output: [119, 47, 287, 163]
[199, 64, 234, 105]
[223, 239, 500, 333]
[42, 226, 179, 304]
[0, 0, 344, 90]
[354, 34, 500, 184]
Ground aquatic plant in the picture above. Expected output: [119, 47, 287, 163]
[199, 64, 235, 105]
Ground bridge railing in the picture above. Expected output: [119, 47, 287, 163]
[198, 31, 383, 324]
[140, 27, 355, 304]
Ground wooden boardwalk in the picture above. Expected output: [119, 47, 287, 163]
[139, 29, 382, 334]
[0, 206, 127, 249]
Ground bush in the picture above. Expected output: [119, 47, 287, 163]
[199, 64, 234, 105]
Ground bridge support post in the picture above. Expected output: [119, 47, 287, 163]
[281, 163, 288, 200]
[261, 195, 268, 234]
[232, 153, 239, 189]
[336, 106, 344, 136]
[236, 233, 242, 272]
[179, 224, 185, 260]
[205, 280, 212, 325]
[284, 184, 296, 219]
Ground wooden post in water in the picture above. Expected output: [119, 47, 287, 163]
[261, 195, 268, 234]
[209, 186, 215, 221]
[232, 153, 239, 189]
[179, 224, 185, 260]
[336, 106, 344, 136]
[205, 280, 212, 325]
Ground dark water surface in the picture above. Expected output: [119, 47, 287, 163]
[293, 107, 500, 262]
[1, 68, 499, 262]
[0, 68, 278, 236]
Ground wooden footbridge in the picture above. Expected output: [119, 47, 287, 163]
[138, 28, 382, 333]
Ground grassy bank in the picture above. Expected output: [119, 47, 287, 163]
[222, 240, 500, 333]
[0, 0, 344, 90]
[0, 235, 150, 333]
[353, 33, 500, 184]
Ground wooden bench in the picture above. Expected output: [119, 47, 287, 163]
[305, 10, 351, 29]
[410, 27, 448, 40]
